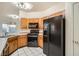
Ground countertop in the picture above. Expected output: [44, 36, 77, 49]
[7, 32, 28, 36]
[0, 38, 7, 56]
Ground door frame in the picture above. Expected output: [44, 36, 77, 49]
[65, 2, 76, 56]
[73, 2, 79, 56]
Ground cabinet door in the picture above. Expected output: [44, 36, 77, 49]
[14, 39, 18, 51]
[39, 19, 43, 29]
[21, 18, 27, 29]
[74, 3, 79, 56]
[38, 35, 43, 48]
[3, 43, 9, 56]
[8, 37, 17, 55]
[29, 18, 39, 23]
[18, 35, 27, 48]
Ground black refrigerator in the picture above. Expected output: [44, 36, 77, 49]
[43, 15, 65, 56]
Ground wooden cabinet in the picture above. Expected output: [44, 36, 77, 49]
[3, 42, 9, 56]
[38, 35, 43, 48]
[3, 35, 28, 56]
[39, 19, 43, 29]
[8, 36, 17, 55]
[18, 35, 27, 48]
[29, 18, 39, 23]
[3, 36, 17, 56]
[20, 18, 28, 29]
[20, 18, 44, 29]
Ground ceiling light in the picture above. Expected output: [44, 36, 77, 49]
[8, 14, 19, 19]
[23, 3, 33, 10]
[12, 2, 33, 10]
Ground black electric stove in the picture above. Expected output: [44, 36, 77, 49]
[27, 29, 39, 47]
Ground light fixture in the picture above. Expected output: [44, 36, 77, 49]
[23, 3, 33, 10]
[8, 14, 19, 19]
[12, 2, 33, 10]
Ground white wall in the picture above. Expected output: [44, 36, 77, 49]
[65, 2, 74, 56]
[20, 4, 65, 18]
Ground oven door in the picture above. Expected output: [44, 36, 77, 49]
[27, 34, 38, 47]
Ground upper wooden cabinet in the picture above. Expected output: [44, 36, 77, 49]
[20, 18, 28, 29]
[20, 18, 44, 29]
[39, 18, 43, 29]
[28, 18, 39, 23]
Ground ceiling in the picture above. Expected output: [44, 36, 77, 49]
[0, 2, 65, 23]
[0, 2, 19, 23]
[22, 2, 65, 12]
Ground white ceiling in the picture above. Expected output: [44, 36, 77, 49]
[0, 2, 19, 23]
[0, 2, 65, 23]
[22, 2, 65, 12]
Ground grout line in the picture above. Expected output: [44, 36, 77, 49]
[17, 49, 19, 56]
[10, 47, 45, 56]
[28, 47, 34, 56]
[18, 49, 26, 56]
[23, 48, 28, 56]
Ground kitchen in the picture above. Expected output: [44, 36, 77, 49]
[0, 2, 79, 56]
[0, 2, 65, 56]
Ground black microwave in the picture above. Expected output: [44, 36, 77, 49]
[29, 23, 38, 29]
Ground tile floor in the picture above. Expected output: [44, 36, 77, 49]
[10, 47, 46, 56]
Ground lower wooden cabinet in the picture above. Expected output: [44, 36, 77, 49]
[17, 35, 27, 48]
[3, 36, 17, 56]
[3, 34, 43, 56]
[3, 35, 28, 56]
[3, 42, 9, 56]
[8, 36, 17, 55]
[38, 35, 43, 48]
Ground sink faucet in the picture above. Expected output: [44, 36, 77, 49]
[4, 32, 8, 36]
